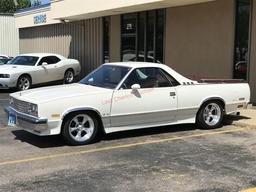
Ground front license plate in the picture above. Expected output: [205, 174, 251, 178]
[8, 114, 16, 126]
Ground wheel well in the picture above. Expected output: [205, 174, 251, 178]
[61, 110, 105, 134]
[65, 68, 74, 74]
[18, 74, 32, 83]
[196, 98, 226, 119]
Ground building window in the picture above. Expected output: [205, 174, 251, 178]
[103, 17, 110, 63]
[233, 0, 251, 80]
[121, 13, 137, 62]
[121, 9, 165, 63]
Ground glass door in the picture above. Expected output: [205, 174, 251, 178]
[121, 9, 165, 64]
[233, 0, 251, 80]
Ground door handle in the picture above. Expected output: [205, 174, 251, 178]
[170, 92, 176, 96]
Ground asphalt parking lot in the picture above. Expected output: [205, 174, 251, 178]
[0, 91, 256, 192]
[0, 91, 9, 128]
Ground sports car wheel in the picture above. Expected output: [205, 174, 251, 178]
[17, 75, 31, 91]
[64, 69, 74, 84]
[62, 112, 98, 145]
[197, 101, 224, 129]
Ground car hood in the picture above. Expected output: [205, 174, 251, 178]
[0, 64, 32, 74]
[11, 83, 112, 104]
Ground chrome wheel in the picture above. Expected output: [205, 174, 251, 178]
[68, 114, 95, 142]
[65, 70, 74, 83]
[203, 103, 221, 126]
[18, 76, 30, 91]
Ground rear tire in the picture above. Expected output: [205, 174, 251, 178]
[196, 101, 224, 129]
[17, 75, 31, 91]
[62, 112, 99, 145]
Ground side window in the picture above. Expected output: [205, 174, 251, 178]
[38, 56, 60, 65]
[38, 57, 47, 65]
[49, 56, 61, 64]
[121, 67, 175, 89]
[159, 69, 180, 87]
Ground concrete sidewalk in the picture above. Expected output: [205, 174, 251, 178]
[0, 107, 7, 128]
[226, 109, 256, 128]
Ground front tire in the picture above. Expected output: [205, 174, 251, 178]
[64, 69, 75, 84]
[196, 101, 224, 129]
[62, 112, 99, 145]
[17, 75, 31, 91]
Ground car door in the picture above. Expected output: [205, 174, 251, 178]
[46, 56, 63, 80]
[37, 56, 62, 82]
[110, 67, 179, 128]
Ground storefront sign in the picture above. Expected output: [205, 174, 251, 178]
[34, 14, 47, 24]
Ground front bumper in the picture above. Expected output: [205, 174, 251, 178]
[4, 106, 47, 124]
[4, 106, 53, 135]
[0, 78, 16, 89]
[4, 106, 62, 136]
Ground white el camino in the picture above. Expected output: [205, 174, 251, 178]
[0, 53, 81, 91]
[5, 62, 250, 145]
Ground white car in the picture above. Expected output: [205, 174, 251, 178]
[0, 54, 10, 59]
[5, 62, 250, 145]
[0, 53, 81, 91]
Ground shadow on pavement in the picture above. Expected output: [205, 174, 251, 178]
[103, 124, 197, 141]
[223, 115, 251, 125]
[0, 89, 16, 94]
[11, 124, 197, 148]
[12, 130, 66, 148]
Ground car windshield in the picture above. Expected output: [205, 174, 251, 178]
[80, 65, 131, 89]
[9, 56, 39, 66]
[0, 59, 7, 65]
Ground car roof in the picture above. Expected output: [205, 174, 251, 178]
[103, 62, 197, 84]
[0, 54, 9, 58]
[19, 53, 66, 58]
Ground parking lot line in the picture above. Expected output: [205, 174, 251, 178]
[241, 188, 256, 192]
[0, 126, 254, 167]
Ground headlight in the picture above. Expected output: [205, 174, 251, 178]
[0, 74, 10, 78]
[9, 97, 14, 105]
[28, 103, 38, 116]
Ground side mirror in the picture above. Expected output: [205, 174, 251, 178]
[42, 62, 48, 67]
[131, 84, 141, 90]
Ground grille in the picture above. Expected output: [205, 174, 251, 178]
[10, 97, 38, 117]
[0, 83, 8, 88]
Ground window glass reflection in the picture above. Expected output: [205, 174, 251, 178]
[146, 11, 155, 62]
[103, 17, 110, 63]
[121, 9, 165, 63]
[233, 0, 251, 80]
[138, 12, 146, 61]
[121, 13, 137, 62]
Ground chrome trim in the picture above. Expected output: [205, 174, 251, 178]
[10, 97, 38, 117]
[4, 106, 47, 124]
[199, 97, 226, 111]
[62, 107, 102, 120]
